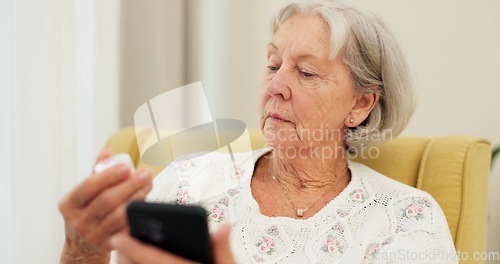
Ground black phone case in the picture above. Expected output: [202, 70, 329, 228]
[126, 201, 213, 264]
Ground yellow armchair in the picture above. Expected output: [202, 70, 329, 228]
[105, 128, 491, 263]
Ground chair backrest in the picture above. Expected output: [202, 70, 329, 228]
[105, 127, 491, 263]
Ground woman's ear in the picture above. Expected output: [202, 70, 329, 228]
[345, 91, 380, 127]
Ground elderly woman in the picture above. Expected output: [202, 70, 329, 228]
[59, 0, 457, 263]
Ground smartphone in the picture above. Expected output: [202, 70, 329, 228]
[126, 201, 213, 264]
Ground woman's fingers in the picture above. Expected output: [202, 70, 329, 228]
[111, 234, 194, 264]
[59, 149, 152, 262]
[92, 182, 153, 249]
[82, 169, 152, 223]
[60, 164, 131, 210]
[212, 224, 235, 264]
[88, 204, 128, 250]
[75, 168, 152, 247]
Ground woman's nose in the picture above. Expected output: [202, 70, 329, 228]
[266, 67, 291, 100]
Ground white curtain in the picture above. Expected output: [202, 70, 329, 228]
[0, 0, 119, 263]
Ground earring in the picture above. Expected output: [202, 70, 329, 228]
[349, 118, 354, 124]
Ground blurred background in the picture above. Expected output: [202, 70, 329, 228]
[1, 0, 499, 263]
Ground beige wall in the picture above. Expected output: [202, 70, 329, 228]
[120, 0, 500, 257]
[120, 0, 186, 127]
[352, 1, 500, 256]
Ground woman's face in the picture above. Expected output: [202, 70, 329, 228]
[260, 13, 359, 152]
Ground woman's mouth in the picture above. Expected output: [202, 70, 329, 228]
[268, 113, 288, 122]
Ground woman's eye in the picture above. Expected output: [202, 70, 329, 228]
[267, 66, 279, 73]
[300, 70, 315, 78]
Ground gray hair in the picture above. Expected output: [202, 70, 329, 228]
[271, 0, 416, 151]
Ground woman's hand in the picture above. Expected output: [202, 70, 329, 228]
[111, 223, 235, 264]
[58, 149, 153, 264]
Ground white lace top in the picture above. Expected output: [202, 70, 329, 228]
[111, 148, 458, 264]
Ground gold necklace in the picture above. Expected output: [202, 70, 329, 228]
[271, 169, 341, 218]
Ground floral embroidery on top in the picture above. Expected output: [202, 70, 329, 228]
[417, 197, 432, 207]
[267, 225, 279, 236]
[332, 222, 344, 232]
[337, 208, 348, 217]
[227, 188, 239, 196]
[321, 235, 345, 255]
[350, 189, 368, 202]
[254, 225, 281, 257]
[218, 196, 229, 206]
[208, 205, 225, 223]
[176, 189, 191, 204]
[174, 158, 195, 173]
[230, 165, 244, 179]
[256, 236, 276, 255]
[252, 254, 264, 263]
[403, 202, 424, 219]
[382, 236, 394, 245]
[179, 180, 190, 187]
[365, 242, 382, 258]
[395, 226, 408, 233]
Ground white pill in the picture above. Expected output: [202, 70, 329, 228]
[94, 153, 135, 174]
